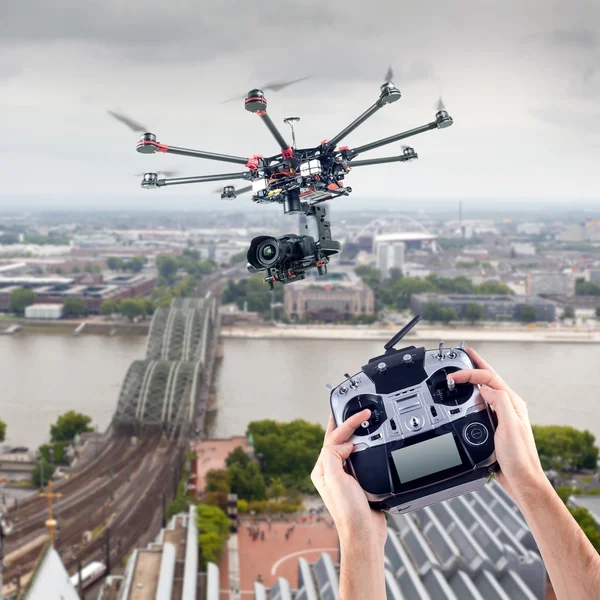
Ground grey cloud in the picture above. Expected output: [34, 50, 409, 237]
[524, 28, 600, 50]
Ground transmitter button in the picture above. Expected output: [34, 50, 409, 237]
[464, 422, 489, 446]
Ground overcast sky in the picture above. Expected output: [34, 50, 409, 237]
[0, 0, 599, 210]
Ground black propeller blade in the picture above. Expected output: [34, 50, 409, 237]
[436, 96, 446, 111]
[385, 66, 394, 82]
[108, 110, 148, 133]
[221, 76, 310, 104]
[134, 169, 181, 177]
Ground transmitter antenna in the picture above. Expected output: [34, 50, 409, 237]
[384, 315, 422, 351]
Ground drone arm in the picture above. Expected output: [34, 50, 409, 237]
[348, 153, 418, 167]
[348, 112, 452, 158]
[137, 135, 248, 165]
[327, 83, 400, 149]
[152, 172, 251, 188]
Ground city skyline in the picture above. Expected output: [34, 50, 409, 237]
[1, 0, 599, 208]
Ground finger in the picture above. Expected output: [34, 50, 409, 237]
[321, 442, 355, 475]
[327, 409, 370, 445]
[465, 348, 495, 372]
[479, 386, 517, 425]
[450, 368, 509, 392]
[325, 413, 336, 440]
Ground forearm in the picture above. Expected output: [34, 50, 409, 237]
[515, 477, 600, 600]
[339, 538, 386, 600]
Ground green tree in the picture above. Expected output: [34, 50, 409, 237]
[119, 298, 147, 321]
[84, 263, 95, 274]
[475, 281, 513, 295]
[596, 307, 600, 319]
[62, 297, 88, 318]
[32, 459, 55, 488]
[568, 507, 600, 553]
[229, 462, 267, 501]
[72, 265, 81, 274]
[268, 477, 286, 500]
[575, 278, 600, 296]
[519, 305, 538, 323]
[55, 267, 64, 275]
[100, 298, 120, 316]
[50, 410, 93, 442]
[156, 255, 179, 284]
[125, 256, 146, 273]
[8, 288, 36, 315]
[422, 302, 458, 323]
[561, 306, 575, 320]
[196, 504, 230, 567]
[0, 419, 6, 442]
[205, 469, 231, 494]
[229, 250, 247, 265]
[107, 257, 124, 271]
[225, 446, 252, 469]
[556, 485, 582, 504]
[464, 302, 484, 324]
[532, 425, 599, 470]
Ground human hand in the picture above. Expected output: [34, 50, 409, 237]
[311, 410, 387, 549]
[450, 348, 549, 504]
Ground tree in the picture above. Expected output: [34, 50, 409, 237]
[475, 281, 513, 295]
[519, 305, 538, 323]
[72, 266, 81, 273]
[225, 446, 251, 469]
[107, 257, 124, 271]
[100, 298, 120, 316]
[32, 459, 55, 488]
[229, 250, 247, 265]
[561, 306, 575, 320]
[84, 263, 95, 274]
[156, 255, 179, 284]
[422, 302, 458, 323]
[55, 267, 64, 275]
[196, 504, 230, 567]
[8, 288, 36, 315]
[0, 419, 6, 442]
[596, 307, 600, 319]
[575, 278, 600, 296]
[228, 461, 267, 501]
[205, 469, 231, 494]
[268, 477, 286, 500]
[62, 297, 88, 318]
[119, 298, 146, 321]
[464, 302, 484, 324]
[568, 507, 600, 553]
[125, 256, 145, 273]
[50, 410, 93, 442]
[532, 425, 599, 471]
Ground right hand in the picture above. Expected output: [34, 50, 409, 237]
[450, 348, 548, 503]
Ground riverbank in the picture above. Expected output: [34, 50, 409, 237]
[0, 317, 148, 335]
[221, 323, 600, 343]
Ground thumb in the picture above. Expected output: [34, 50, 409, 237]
[479, 385, 517, 425]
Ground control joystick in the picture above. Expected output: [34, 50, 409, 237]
[343, 394, 386, 436]
[427, 367, 473, 406]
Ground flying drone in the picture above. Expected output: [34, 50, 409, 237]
[109, 70, 453, 288]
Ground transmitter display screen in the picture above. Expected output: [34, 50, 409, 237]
[391, 433, 462, 483]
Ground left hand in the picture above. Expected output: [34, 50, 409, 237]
[311, 410, 387, 548]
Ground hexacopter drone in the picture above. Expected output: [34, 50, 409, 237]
[112, 71, 453, 288]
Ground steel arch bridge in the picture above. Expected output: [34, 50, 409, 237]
[112, 296, 217, 436]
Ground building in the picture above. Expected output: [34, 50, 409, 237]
[588, 269, 600, 287]
[283, 270, 375, 321]
[376, 240, 405, 279]
[511, 243, 536, 257]
[411, 293, 557, 322]
[374, 232, 438, 253]
[527, 270, 575, 297]
[0, 274, 155, 314]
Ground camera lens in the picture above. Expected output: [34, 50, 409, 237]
[261, 244, 276, 260]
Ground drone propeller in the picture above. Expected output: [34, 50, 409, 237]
[213, 184, 253, 196]
[385, 66, 394, 82]
[134, 169, 181, 177]
[108, 110, 148, 133]
[436, 96, 446, 111]
[220, 76, 309, 104]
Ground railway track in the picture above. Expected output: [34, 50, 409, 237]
[3, 436, 179, 588]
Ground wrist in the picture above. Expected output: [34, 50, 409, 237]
[512, 470, 554, 511]
[340, 530, 386, 558]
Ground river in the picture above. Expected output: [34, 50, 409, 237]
[0, 333, 598, 449]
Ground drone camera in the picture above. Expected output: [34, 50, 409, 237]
[247, 235, 299, 270]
